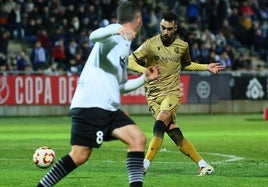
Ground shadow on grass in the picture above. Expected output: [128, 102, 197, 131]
[244, 118, 265, 121]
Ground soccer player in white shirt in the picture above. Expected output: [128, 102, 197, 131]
[37, 2, 160, 187]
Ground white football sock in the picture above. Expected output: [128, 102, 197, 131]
[198, 159, 208, 167]
[143, 159, 150, 170]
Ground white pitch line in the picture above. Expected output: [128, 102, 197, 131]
[158, 148, 245, 164]
[0, 148, 245, 164]
[201, 152, 245, 164]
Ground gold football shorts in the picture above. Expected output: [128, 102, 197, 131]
[147, 94, 181, 123]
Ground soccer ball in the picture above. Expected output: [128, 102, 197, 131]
[33, 146, 55, 168]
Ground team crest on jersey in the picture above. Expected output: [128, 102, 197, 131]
[154, 55, 160, 61]
[174, 47, 179, 54]
[120, 56, 127, 68]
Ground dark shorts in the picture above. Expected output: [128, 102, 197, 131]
[70, 107, 135, 148]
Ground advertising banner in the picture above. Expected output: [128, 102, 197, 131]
[0, 73, 265, 106]
[0, 74, 78, 105]
[184, 73, 232, 103]
[0, 74, 192, 105]
[231, 76, 267, 100]
[121, 74, 192, 104]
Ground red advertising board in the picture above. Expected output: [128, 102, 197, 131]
[0, 74, 190, 105]
[120, 74, 190, 104]
[121, 74, 147, 104]
[0, 74, 79, 105]
[180, 75, 190, 104]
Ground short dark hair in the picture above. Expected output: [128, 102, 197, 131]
[116, 1, 141, 24]
[161, 12, 178, 24]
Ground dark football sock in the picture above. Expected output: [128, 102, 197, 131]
[126, 151, 144, 187]
[37, 154, 76, 187]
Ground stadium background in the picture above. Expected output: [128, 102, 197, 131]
[1, 72, 267, 116]
[0, 0, 268, 116]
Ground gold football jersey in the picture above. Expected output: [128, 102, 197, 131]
[129, 34, 191, 100]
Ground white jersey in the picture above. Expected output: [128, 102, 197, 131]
[70, 24, 135, 111]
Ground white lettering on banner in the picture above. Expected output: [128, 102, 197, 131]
[15, 76, 53, 104]
[44, 77, 52, 104]
[35, 77, 42, 103]
[25, 77, 34, 104]
[15, 77, 23, 104]
[59, 77, 67, 103]
[58, 77, 76, 104]
[68, 76, 76, 103]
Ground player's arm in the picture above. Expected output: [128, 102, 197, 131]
[89, 25, 120, 42]
[128, 42, 149, 73]
[119, 73, 147, 93]
[128, 53, 147, 73]
[120, 66, 160, 93]
[183, 61, 208, 71]
[181, 42, 224, 73]
[183, 62, 224, 73]
[90, 25, 137, 42]
[181, 42, 207, 71]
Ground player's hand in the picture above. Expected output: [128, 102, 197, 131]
[118, 26, 137, 41]
[207, 63, 225, 74]
[145, 66, 161, 81]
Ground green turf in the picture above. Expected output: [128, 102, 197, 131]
[0, 114, 268, 187]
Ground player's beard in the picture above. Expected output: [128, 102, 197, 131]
[161, 34, 175, 47]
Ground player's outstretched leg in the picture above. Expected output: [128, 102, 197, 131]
[37, 154, 77, 187]
[167, 128, 214, 176]
[143, 120, 166, 172]
[126, 152, 145, 187]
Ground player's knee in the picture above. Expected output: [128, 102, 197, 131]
[138, 133, 147, 147]
[69, 148, 91, 165]
[153, 120, 167, 137]
[134, 132, 147, 145]
[167, 128, 184, 145]
[129, 133, 147, 151]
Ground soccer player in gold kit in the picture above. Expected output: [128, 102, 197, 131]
[128, 12, 224, 176]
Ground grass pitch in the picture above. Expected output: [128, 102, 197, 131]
[0, 114, 268, 187]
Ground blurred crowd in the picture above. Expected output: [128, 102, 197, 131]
[0, 0, 268, 75]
